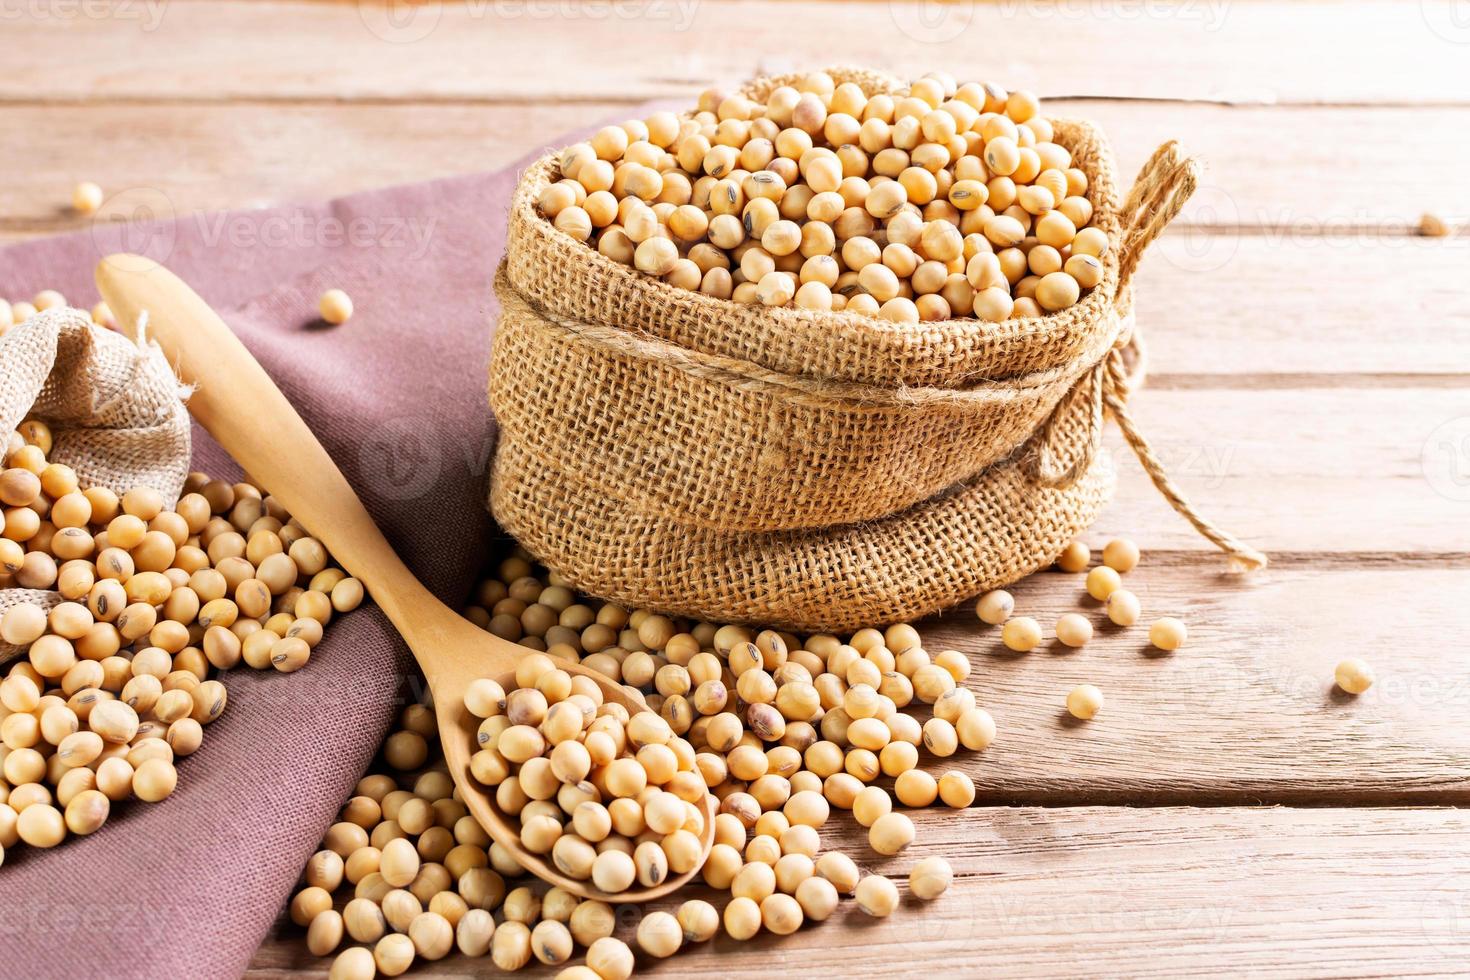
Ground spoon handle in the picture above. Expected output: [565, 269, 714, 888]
[95, 254, 438, 632]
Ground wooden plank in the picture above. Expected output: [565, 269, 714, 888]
[0, 102, 625, 233]
[6, 6, 1461, 978]
[7, 107, 1470, 377]
[1137, 237, 1470, 377]
[3, 101, 1466, 234]
[0, 306, 1457, 554]
[10, 239, 1469, 384]
[921, 565, 1470, 803]
[6, 1, 1470, 106]
[1096, 387, 1470, 555]
[246, 806, 1470, 978]
[1075, 101, 1470, 231]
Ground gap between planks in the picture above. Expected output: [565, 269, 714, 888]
[6, 94, 1467, 110]
[1142, 374, 1470, 391]
[12, 232, 1470, 382]
[1060, 551, 1470, 570]
[1081, 386, 1469, 556]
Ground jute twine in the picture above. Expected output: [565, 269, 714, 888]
[489, 72, 1265, 630]
[0, 307, 192, 660]
[491, 267, 1126, 532]
[1037, 140, 1268, 573]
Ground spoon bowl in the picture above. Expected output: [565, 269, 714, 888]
[96, 253, 715, 902]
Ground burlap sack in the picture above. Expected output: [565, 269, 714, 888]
[491, 281, 1143, 632]
[499, 68, 1132, 532]
[490, 72, 1266, 630]
[0, 307, 191, 660]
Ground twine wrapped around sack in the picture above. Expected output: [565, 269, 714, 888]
[0, 307, 192, 660]
[1023, 140, 1268, 573]
[491, 268, 1123, 532]
[489, 70, 1265, 631]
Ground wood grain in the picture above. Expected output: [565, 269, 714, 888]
[247, 806, 1470, 978]
[1076, 102, 1470, 231]
[9, 233, 1469, 380]
[6, 1, 1470, 105]
[4, 101, 1466, 234]
[1096, 387, 1469, 555]
[0, 102, 624, 234]
[921, 565, 1470, 803]
[1138, 237, 1470, 377]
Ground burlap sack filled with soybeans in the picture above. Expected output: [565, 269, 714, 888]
[0, 308, 192, 661]
[490, 68, 1264, 632]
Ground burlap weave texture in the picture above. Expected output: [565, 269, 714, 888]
[1, 307, 191, 661]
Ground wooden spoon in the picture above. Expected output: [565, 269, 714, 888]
[96, 253, 714, 903]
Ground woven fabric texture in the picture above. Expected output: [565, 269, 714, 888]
[492, 434, 1115, 632]
[503, 69, 1126, 391]
[0, 160, 507, 979]
[490, 268, 1123, 532]
[0, 307, 191, 501]
[0, 307, 191, 662]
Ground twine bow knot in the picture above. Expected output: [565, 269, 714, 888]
[1025, 141, 1268, 572]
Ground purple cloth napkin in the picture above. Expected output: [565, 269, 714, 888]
[0, 155, 537, 977]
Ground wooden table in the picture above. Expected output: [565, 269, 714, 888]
[9, 1, 1470, 974]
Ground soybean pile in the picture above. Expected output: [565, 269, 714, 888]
[540, 70, 1108, 323]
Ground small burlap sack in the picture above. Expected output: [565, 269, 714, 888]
[490, 71, 1266, 631]
[0, 307, 191, 660]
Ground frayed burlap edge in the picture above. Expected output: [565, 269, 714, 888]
[487, 76, 1266, 630]
[503, 67, 1125, 389]
[1, 307, 192, 663]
